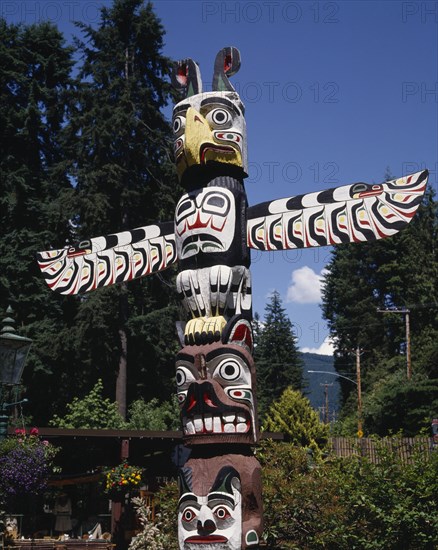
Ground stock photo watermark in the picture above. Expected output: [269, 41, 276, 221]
[402, 82, 438, 103]
[0, 1, 101, 24]
[201, 1, 340, 24]
[197, 80, 340, 104]
[247, 161, 340, 185]
[401, 2, 438, 22]
[251, 246, 333, 267]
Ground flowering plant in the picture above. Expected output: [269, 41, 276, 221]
[104, 461, 143, 496]
[0, 428, 59, 497]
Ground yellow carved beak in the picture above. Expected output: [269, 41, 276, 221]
[176, 107, 243, 179]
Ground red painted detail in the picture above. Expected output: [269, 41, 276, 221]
[185, 535, 228, 544]
[232, 324, 253, 349]
[177, 66, 188, 78]
[224, 54, 232, 73]
[358, 185, 383, 198]
[186, 395, 197, 412]
[200, 144, 234, 164]
[374, 225, 387, 239]
[189, 211, 211, 230]
[203, 393, 218, 408]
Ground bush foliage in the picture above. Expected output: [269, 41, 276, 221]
[135, 438, 437, 549]
[262, 387, 329, 456]
[259, 438, 438, 549]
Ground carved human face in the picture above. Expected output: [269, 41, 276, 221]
[172, 91, 247, 179]
[178, 466, 242, 550]
[176, 343, 257, 445]
[175, 187, 236, 261]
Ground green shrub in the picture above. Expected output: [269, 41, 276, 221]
[132, 438, 437, 549]
[259, 438, 438, 549]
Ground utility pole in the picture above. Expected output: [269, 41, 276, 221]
[355, 346, 364, 438]
[320, 382, 333, 424]
[377, 308, 411, 379]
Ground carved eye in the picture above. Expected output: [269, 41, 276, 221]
[213, 506, 231, 520]
[173, 115, 185, 135]
[352, 183, 367, 195]
[176, 197, 196, 223]
[182, 508, 197, 523]
[207, 108, 231, 127]
[201, 191, 230, 216]
[176, 368, 186, 387]
[218, 359, 241, 381]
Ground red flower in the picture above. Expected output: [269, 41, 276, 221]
[15, 428, 26, 435]
[30, 427, 39, 436]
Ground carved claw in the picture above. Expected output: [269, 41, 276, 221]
[184, 316, 227, 345]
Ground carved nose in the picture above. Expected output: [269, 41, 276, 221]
[197, 519, 216, 536]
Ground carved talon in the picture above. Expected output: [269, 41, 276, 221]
[184, 316, 227, 345]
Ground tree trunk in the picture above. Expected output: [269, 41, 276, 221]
[116, 287, 129, 419]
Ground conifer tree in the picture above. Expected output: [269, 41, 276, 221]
[0, 19, 76, 422]
[262, 387, 329, 454]
[64, 0, 181, 417]
[255, 291, 303, 418]
[322, 179, 438, 434]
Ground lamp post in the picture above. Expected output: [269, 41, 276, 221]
[0, 306, 32, 439]
[307, 369, 363, 437]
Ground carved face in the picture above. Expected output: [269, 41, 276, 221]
[175, 187, 236, 261]
[178, 466, 242, 550]
[172, 91, 247, 179]
[176, 343, 257, 445]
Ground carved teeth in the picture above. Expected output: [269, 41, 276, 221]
[183, 412, 250, 435]
[213, 416, 222, 433]
[194, 415, 203, 432]
[204, 414, 213, 431]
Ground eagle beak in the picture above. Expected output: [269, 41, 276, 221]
[176, 106, 243, 179]
[183, 107, 215, 169]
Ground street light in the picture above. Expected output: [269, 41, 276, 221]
[307, 369, 363, 438]
[0, 306, 32, 439]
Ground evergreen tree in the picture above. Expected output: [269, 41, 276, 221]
[61, 0, 181, 417]
[255, 291, 303, 418]
[0, 19, 76, 422]
[262, 387, 329, 455]
[322, 178, 438, 434]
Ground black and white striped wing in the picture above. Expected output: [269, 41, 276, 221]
[37, 222, 176, 295]
[247, 170, 428, 251]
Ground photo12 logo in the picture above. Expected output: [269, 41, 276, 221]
[201, 1, 340, 24]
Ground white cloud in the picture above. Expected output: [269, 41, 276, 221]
[301, 337, 335, 356]
[286, 266, 326, 304]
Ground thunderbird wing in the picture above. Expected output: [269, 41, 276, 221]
[37, 221, 176, 295]
[247, 170, 428, 251]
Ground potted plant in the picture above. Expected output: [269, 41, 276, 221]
[103, 461, 143, 500]
[0, 428, 58, 499]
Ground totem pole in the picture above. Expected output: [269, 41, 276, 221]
[37, 47, 428, 549]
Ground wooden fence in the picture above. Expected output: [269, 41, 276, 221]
[329, 436, 433, 463]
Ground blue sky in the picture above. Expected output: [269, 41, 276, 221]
[3, 1, 437, 353]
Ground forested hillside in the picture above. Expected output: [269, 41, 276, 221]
[301, 353, 340, 418]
